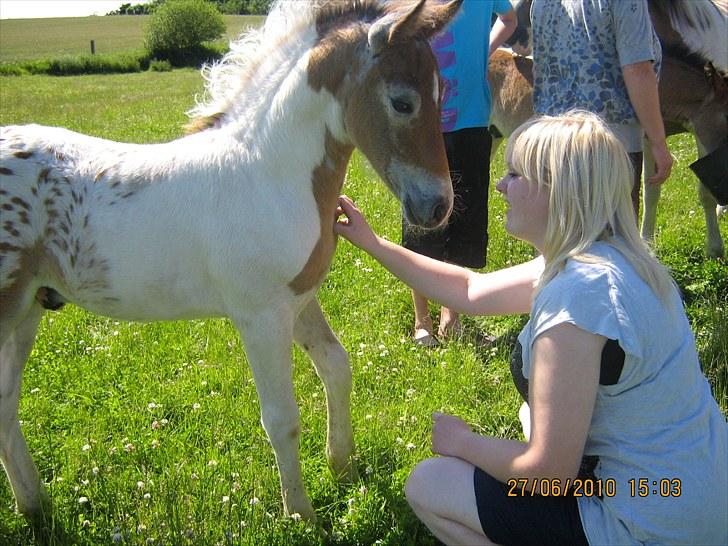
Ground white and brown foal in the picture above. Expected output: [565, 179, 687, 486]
[0, 0, 461, 522]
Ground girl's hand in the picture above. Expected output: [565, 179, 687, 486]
[431, 412, 472, 458]
[334, 195, 379, 251]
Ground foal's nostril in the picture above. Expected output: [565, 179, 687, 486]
[432, 198, 449, 225]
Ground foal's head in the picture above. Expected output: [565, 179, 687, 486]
[309, 0, 461, 228]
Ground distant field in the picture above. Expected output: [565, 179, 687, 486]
[0, 15, 262, 63]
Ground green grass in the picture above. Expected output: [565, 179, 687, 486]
[0, 71, 726, 545]
[0, 15, 261, 64]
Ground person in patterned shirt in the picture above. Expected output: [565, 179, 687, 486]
[530, 0, 673, 216]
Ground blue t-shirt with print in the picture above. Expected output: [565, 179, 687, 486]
[431, 0, 512, 133]
[531, 0, 661, 125]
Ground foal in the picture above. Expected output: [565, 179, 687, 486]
[0, 0, 461, 522]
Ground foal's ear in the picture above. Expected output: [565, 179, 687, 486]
[368, 0, 462, 54]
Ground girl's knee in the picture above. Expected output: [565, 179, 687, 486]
[405, 457, 437, 506]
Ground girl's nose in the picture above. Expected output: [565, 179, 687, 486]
[496, 176, 508, 194]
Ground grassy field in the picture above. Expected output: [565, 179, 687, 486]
[0, 17, 726, 545]
[0, 15, 262, 63]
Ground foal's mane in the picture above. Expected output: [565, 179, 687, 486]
[186, 0, 389, 133]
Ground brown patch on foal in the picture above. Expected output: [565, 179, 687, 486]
[288, 131, 353, 295]
[0, 240, 64, 322]
[184, 113, 226, 135]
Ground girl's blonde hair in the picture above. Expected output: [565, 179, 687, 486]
[504, 110, 675, 300]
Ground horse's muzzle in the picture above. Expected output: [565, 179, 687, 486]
[403, 193, 452, 229]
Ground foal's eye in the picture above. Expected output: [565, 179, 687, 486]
[391, 98, 414, 114]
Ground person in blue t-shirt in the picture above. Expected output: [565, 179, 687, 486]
[334, 111, 726, 545]
[402, 0, 516, 347]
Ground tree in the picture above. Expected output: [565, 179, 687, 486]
[144, 0, 226, 63]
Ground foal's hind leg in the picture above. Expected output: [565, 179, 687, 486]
[698, 182, 725, 258]
[233, 307, 316, 520]
[294, 299, 355, 481]
[0, 303, 48, 520]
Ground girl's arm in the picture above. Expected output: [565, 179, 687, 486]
[334, 195, 540, 316]
[432, 323, 603, 486]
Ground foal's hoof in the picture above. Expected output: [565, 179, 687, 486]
[331, 457, 359, 483]
[286, 503, 317, 523]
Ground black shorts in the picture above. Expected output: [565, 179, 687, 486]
[402, 127, 492, 269]
[474, 467, 589, 546]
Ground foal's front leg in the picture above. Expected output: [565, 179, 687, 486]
[293, 299, 356, 481]
[640, 140, 661, 243]
[233, 309, 315, 520]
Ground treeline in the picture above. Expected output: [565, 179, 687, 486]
[109, 0, 272, 16]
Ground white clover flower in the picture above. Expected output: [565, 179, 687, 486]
[137, 481, 145, 489]
[249, 497, 260, 506]
[78, 496, 89, 504]
[222, 496, 230, 503]
[82, 444, 91, 452]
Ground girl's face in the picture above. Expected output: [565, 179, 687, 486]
[496, 170, 550, 250]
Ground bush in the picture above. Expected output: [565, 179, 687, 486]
[149, 58, 173, 72]
[144, 0, 226, 65]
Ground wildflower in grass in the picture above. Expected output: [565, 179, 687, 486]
[82, 444, 91, 452]
[124, 442, 135, 452]
[143, 493, 151, 500]
[137, 481, 145, 489]
[290, 512, 302, 521]
[79, 496, 89, 505]
[30, 388, 40, 394]
[192, 403, 201, 410]
[207, 460, 218, 467]
[151, 439, 160, 449]
[406, 442, 416, 450]
[222, 495, 230, 503]
[359, 485, 368, 495]
[249, 497, 260, 506]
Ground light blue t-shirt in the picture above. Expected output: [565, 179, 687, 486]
[430, 0, 513, 132]
[518, 242, 728, 545]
